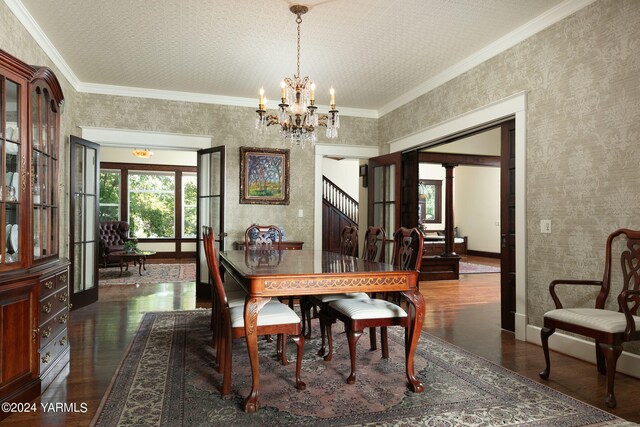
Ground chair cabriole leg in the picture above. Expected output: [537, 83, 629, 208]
[539, 326, 554, 380]
[346, 328, 363, 384]
[599, 342, 622, 408]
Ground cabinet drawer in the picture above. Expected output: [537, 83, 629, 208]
[40, 275, 58, 298]
[39, 289, 69, 324]
[57, 271, 68, 290]
[39, 330, 69, 373]
[39, 307, 68, 349]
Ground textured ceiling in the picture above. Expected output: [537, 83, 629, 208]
[18, 0, 565, 113]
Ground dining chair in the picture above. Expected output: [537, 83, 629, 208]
[302, 225, 371, 355]
[324, 227, 423, 384]
[202, 226, 305, 396]
[244, 224, 283, 250]
[539, 228, 640, 408]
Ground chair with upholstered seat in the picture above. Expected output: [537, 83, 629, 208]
[324, 227, 423, 384]
[539, 228, 640, 408]
[302, 226, 371, 354]
[202, 226, 305, 396]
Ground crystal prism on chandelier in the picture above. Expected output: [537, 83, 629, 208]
[255, 4, 339, 147]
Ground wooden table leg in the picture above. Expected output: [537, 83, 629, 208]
[401, 289, 425, 393]
[243, 296, 270, 413]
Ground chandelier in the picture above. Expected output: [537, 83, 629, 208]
[255, 5, 339, 146]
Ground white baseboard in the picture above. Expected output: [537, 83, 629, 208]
[526, 325, 640, 379]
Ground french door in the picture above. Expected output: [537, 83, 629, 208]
[368, 152, 402, 263]
[500, 119, 516, 331]
[196, 146, 225, 299]
[70, 135, 100, 309]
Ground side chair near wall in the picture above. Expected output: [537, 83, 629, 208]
[324, 227, 423, 384]
[202, 226, 305, 396]
[539, 228, 640, 408]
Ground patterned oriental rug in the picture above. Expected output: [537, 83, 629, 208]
[459, 261, 501, 274]
[91, 311, 633, 427]
[98, 263, 195, 285]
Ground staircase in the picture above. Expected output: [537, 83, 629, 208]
[322, 176, 359, 253]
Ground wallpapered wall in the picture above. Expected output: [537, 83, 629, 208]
[378, 0, 640, 352]
[2, 0, 639, 353]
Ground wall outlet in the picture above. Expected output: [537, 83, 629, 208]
[540, 220, 551, 234]
[298, 209, 304, 218]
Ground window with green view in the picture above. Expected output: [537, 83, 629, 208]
[128, 171, 175, 238]
[99, 170, 120, 221]
[182, 173, 197, 238]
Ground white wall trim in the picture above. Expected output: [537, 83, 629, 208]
[6, 0, 592, 120]
[387, 92, 528, 341]
[527, 325, 640, 379]
[378, 0, 596, 117]
[314, 144, 379, 250]
[79, 127, 211, 151]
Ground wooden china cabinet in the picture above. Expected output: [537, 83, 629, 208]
[0, 50, 68, 417]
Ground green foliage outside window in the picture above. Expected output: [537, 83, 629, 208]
[99, 171, 120, 221]
[129, 173, 175, 238]
[182, 174, 197, 238]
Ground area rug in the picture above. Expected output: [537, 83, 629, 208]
[459, 261, 501, 274]
[98, 263, 195, 285]
[91, 311, 633, 427]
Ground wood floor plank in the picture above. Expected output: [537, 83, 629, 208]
[4, 261, 640, 425]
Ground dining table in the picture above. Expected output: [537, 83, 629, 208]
[218, 249, 425, 413]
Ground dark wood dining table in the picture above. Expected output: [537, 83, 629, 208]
[218, 249, 425, 413]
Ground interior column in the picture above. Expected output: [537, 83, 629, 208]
[443, 163, 457, 256]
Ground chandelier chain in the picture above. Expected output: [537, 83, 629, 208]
[296, 13, 302, 79]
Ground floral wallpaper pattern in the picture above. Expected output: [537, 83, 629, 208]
[378, 0, 640, 352]
[2, 0, 639, 356]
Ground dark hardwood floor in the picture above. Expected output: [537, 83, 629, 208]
[4, 258, 640, 426]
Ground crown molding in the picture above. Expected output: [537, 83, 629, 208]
[378, 0, 596, 117]
[8, 0, 593, 121]
[4, 0, 81, 88]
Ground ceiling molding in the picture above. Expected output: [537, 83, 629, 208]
[377, 0, 596, 117]
[8, 0, 592, 121]
[4, 0, 81, 88]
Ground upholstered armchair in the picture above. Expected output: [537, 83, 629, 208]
[98, 221, 135, 267]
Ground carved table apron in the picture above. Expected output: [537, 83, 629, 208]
[219, 249, 424, 413]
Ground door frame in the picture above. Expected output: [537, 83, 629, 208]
[314, 144, 379, 251]
[389, 91, 527, 340]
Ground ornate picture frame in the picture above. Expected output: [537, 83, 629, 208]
[239, 147, 290, 205]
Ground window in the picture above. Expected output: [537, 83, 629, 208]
[128, 171, 175, 238]
[182, 173, 197, 238]
[418, 179, 442, 223]
[99, 170, 120, 221]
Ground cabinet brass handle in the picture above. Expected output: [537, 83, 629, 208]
[59, 274, 67, 283]
[41, 352, 51, 364]
[32, 327, 40, 340]
[58, 292, 68, 302]
[59, 336, 67, 346]
[41, 327, 51, 338]
[42, 302, 52, 314]
[58, 314, 68, 324]
[44, 280, 54, 289]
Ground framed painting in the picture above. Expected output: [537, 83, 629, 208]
[239, 147, 290, 205]
[418, 179, 442, 223]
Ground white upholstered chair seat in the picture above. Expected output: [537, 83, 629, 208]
[229, 302, 301, 328]
[314, 292, 370, 303]
[545, 308, 640, 334]
[329, 298, 407, 320]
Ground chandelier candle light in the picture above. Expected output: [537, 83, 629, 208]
[255, 5, 339, 146]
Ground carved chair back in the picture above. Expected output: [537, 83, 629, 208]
[362, 226, 386, 262]
[244, 224, 283, 250]
[391, 227, 424, 271]
[202, 225, 228, 309]
[597, 228, 640, 314]
[339, 226, 359, 257]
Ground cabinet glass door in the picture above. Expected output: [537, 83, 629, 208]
[2, 78, 22, 267]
